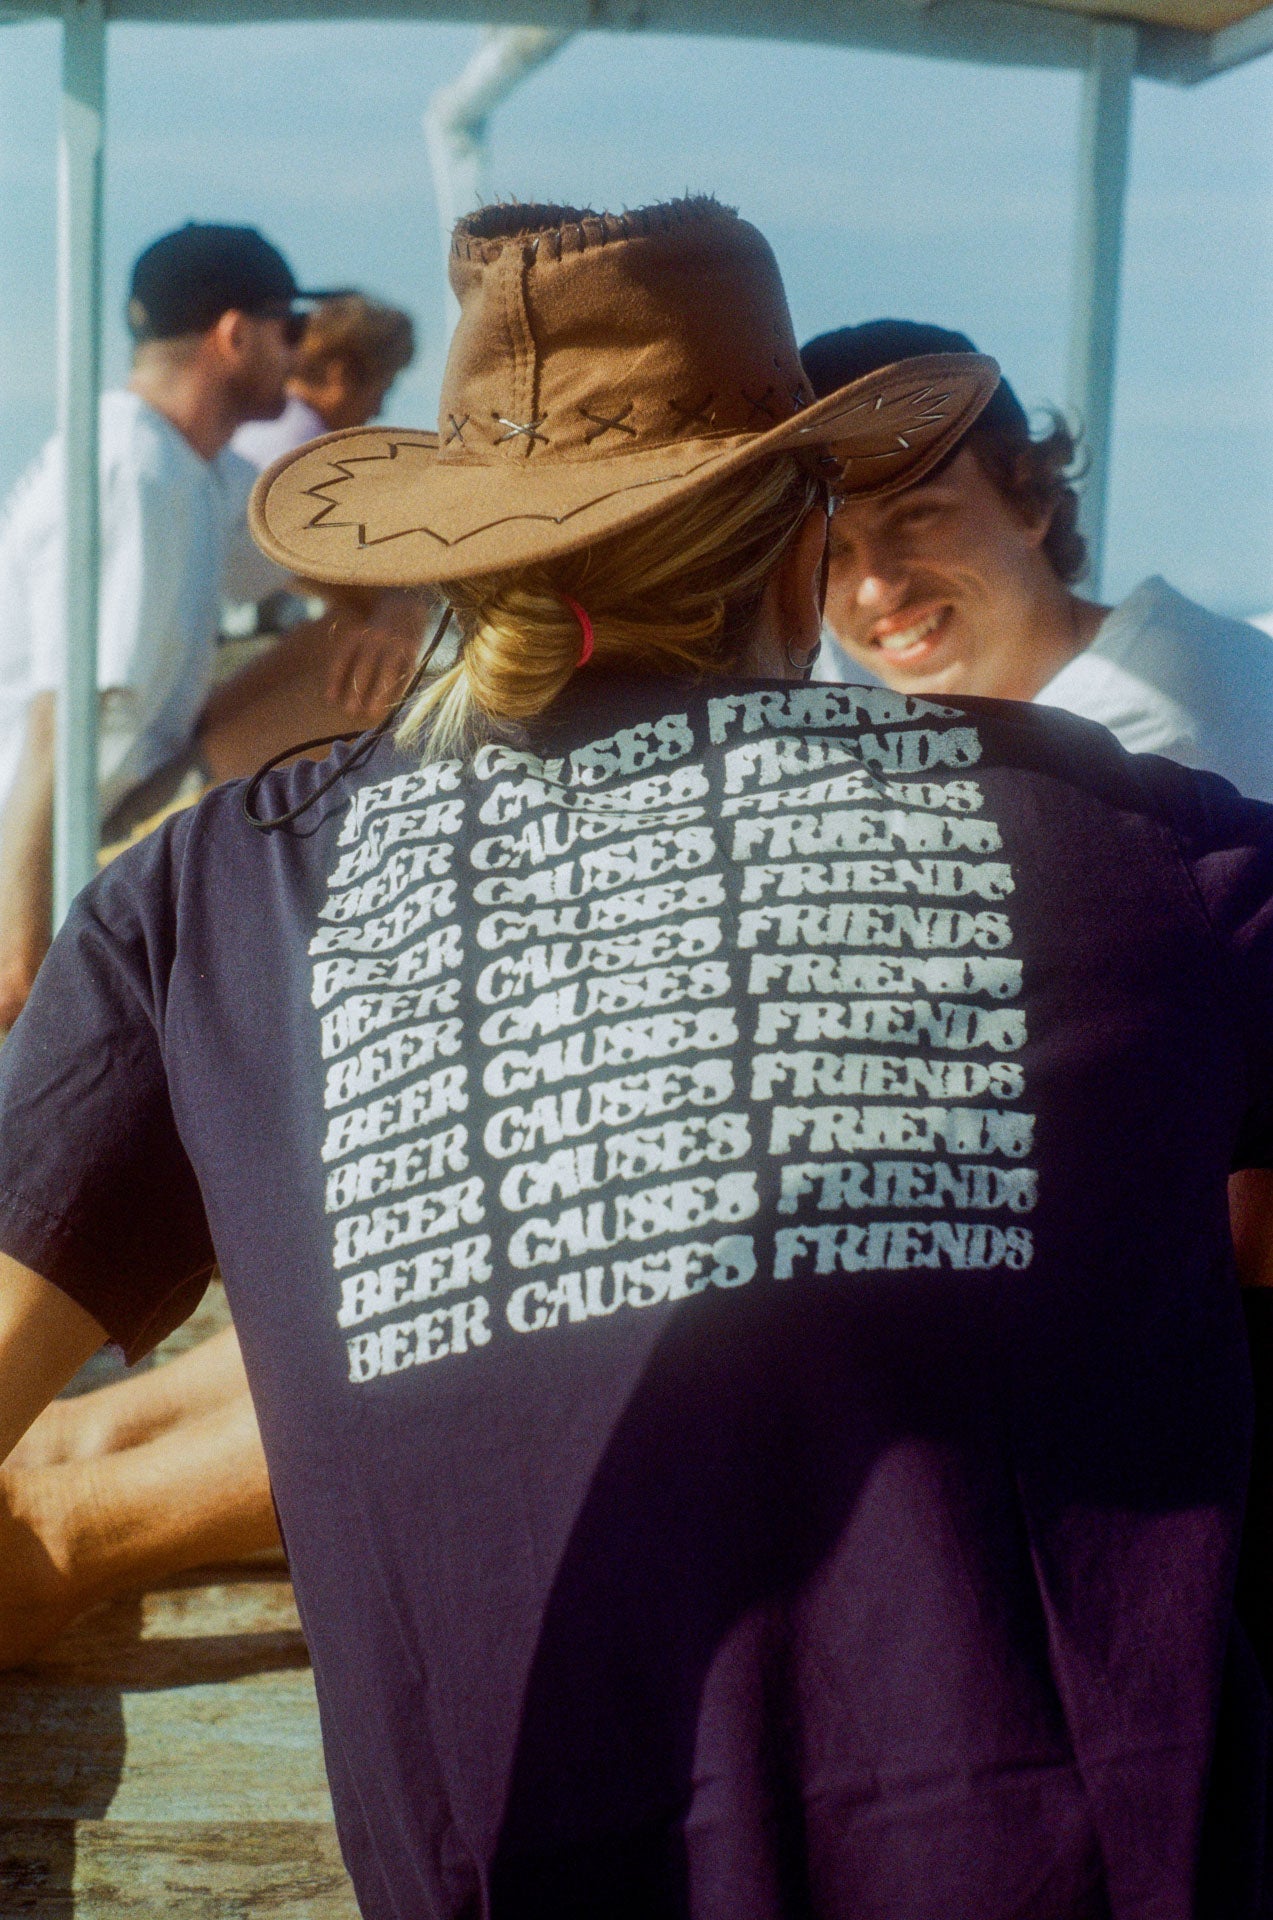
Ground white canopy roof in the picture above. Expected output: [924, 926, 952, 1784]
[3, 0, 1271, 82]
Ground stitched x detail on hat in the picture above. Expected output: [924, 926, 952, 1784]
[494, 414, 549, 447]
[742, 384, 780, 425]
[580, 403, 637, 443]
[444, 414, 470, 446]
[668, 393, 717, 433]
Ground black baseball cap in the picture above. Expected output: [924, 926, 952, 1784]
[127, 223, 325, 342]
[802, 320, 1028, 444]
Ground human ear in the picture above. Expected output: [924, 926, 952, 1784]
[213, 309, 249, 364]
[1018, 497, 1055, 551]
[1008, 453, 1055, 550]
[744, 503, 828, 680]
[778, 505, 829, 661]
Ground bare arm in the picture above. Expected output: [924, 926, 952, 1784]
[198, 589, 431, 783]
[0, 1249, 106, 1466]
[0, 1257, 279, 1667]
[10, 1319, 249, 1468]
[0, 692, 55, 1029]
[1231, 1169, 1273, 1288]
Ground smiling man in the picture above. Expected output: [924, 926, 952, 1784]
[803, 319, 1273, 801]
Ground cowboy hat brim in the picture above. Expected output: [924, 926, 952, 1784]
[249, 353, 999, 590]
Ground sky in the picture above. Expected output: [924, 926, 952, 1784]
[0, 15, 1270, 613]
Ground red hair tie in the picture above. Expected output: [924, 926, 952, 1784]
[563, 595, 594, 667]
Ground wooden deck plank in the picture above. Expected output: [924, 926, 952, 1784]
[0, 1288, 361, 1915]
[0, 1821, 358, 1917]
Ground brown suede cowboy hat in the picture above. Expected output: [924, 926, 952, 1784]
[250, 198, 999, 589]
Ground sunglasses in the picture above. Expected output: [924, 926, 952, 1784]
[256, 303, 308, 347]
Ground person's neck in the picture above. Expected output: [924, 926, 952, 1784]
[128, 363, 238, 463]
[1009, 568, 1110, 702]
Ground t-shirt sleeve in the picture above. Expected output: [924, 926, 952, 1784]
[1136, 753, 1273, 1168]
[29, 453, 195, 700]
[0, 816, 215, 1360]
[5, 448, 62, 694]
[1036, 653, 1200, 765]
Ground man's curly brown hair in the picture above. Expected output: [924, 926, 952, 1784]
[959, 408, 1088, 585]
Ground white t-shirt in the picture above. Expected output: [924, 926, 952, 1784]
[1038, 577, 1273, 802]
[231, 395, 327, 471]
[819, 578, 1273, 802]
[0, 390, 285, 818]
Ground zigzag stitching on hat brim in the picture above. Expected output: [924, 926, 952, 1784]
[296, 443, 762, 550]
[296, 454, 904, 553]
[289, 402, 972, 554]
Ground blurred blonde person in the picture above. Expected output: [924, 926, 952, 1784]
[232, 292, 416, 465]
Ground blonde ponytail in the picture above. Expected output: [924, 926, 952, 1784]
[397, 456, 819, 761]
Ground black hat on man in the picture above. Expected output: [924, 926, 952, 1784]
[127, 223, 321, 343]
[802, 319, 1029, 445]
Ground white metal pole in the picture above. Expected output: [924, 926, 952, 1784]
[54, 0, 105, 926]
[425, 27, 572, 331]
[1066, 19, 1136, 596]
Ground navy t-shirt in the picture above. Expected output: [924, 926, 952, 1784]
[2, 675, 1272, 1919]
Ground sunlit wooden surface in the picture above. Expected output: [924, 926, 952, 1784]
[0, 1288, 360, 1917]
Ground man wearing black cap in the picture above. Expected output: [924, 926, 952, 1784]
[126, 220, 316, 383]
[0, 224, 422, 1027]
[804, 319, 1273, 803]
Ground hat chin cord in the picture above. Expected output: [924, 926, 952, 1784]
[242, 604, 454, 832]
[784, 479, 832, 682]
